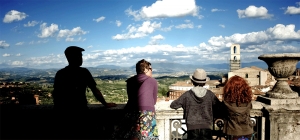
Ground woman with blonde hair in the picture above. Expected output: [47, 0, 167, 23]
[222, 75, 254, 140]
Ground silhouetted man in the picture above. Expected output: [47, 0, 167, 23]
[53, 46, 116, 109]
[52, 46, 116, 139]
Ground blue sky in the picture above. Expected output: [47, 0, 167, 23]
[0, 0, 300, 69]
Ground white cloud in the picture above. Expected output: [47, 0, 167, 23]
[65, 37, 86, 42]
[211, 9, 226, 12]
[57, 27, 88, 40]
[184, 20, 191, 23]
[87, 45, 93, 48]
[163, 52, 169, 55]
[93, 16, 105, 22]
[25, 54, 66, 67]
[15, 42, 24, 45]
[3, 10, 28, 23]
[3, 53, 11, 57]
[16, 53, 21, 56]
[125, 0, 202, 20]
[197, 25, 202, 29]
[284, 2, 300, 14]
[24, 21, 39, 27]
[11, 61, 24, 66]
[266, 24, 300, 40]
[38, 23, 59, 38]
[0, 40, 10, 49]
[282, 45, 300, 52]
[116, 20, 122, 27]
[29, 39, 49, 44]
[237, 5, 273, 19]
[161, 25, 173, 31]
[149, 34, 165, 45]
[83, 53, 101, 60]
[151, 34, 165, 40]
[242, 47, 263, 53]
[80, 44, 226, 66]
[112, 21, 161, 40]
[176, 44, 185, 48]
[175, 23, 194, 29]
[219, 24, 225, 28]
[207, 24, 300, 47]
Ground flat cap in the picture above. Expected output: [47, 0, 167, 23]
[64, 46, 85, 55]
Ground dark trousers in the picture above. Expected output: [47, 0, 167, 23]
[187, 129, 212, 140]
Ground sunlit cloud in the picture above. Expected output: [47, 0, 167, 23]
[0, 40, 10, 49]
[3, 53, 11, 57]
[207, 24, 300, 47]
[175, 23, 194, 29]
[211, 9, 226, 12]
[219, 24, 225, 28]
[116, 20, 122, 27]
[125, 0, 202, 20]
[38, 23, 59, 38]
[284, 2, 300, 15]
[112, 21, 161, 40]
[3, 10, 28, 23]
[11, 61, 24, 66]
[24, 21, 39, 27]
[93, 16, 105, 22]
[57, 27, 87, 38]
[237, 5, 273, 19]
[161, 25, 173, 31]
[149, 34, 165, 45]
[29, 39, 49, 44]
[15, 42, 24, 45]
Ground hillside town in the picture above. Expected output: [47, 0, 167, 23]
[166, 44, 300, 101]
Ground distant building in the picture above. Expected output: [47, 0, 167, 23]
[168, 81, 193, 100]
[168, 79, 224, 101]
[230, 44, 241, 72]
[228, 66, 275, 86]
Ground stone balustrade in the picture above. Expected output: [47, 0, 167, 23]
[0, 100, 266, 140]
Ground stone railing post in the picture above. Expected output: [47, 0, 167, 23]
[257, 53, 300, 140]
[156, 100, 184, 140]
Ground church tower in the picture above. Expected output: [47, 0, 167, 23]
[230, 44, 241, 72]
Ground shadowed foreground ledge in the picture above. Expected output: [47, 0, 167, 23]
[0, 104, 126, 140]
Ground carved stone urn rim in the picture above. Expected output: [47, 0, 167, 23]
[257, 53, 300, 99]
[258, 53, 300, 59]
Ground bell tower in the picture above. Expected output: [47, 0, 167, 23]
[230, 44, 241, 72]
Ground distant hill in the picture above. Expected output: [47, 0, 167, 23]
[95, 64, 125, 69]
[0, 61, 299, 78]
[0, 67, 39, 73]
[0, 63, 11, 69]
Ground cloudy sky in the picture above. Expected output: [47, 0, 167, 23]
[0, 0, 300, 69]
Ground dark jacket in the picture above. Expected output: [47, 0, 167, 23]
[53, 66, 96, 109]
[222, 101, 253, 136]
[170, 86, 220, 130]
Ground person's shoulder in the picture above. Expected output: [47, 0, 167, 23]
[56, 67, 67, 74]
[79, 67, 89, 70]
[79, 67, 91, 73]
[206, 89, 214, 94]
[126, 75, 136, 82]
[146, 77, 157, 83]
[205, 89, 217, 96]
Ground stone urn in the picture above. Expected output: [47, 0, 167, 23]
[258, 53, 300, 99]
